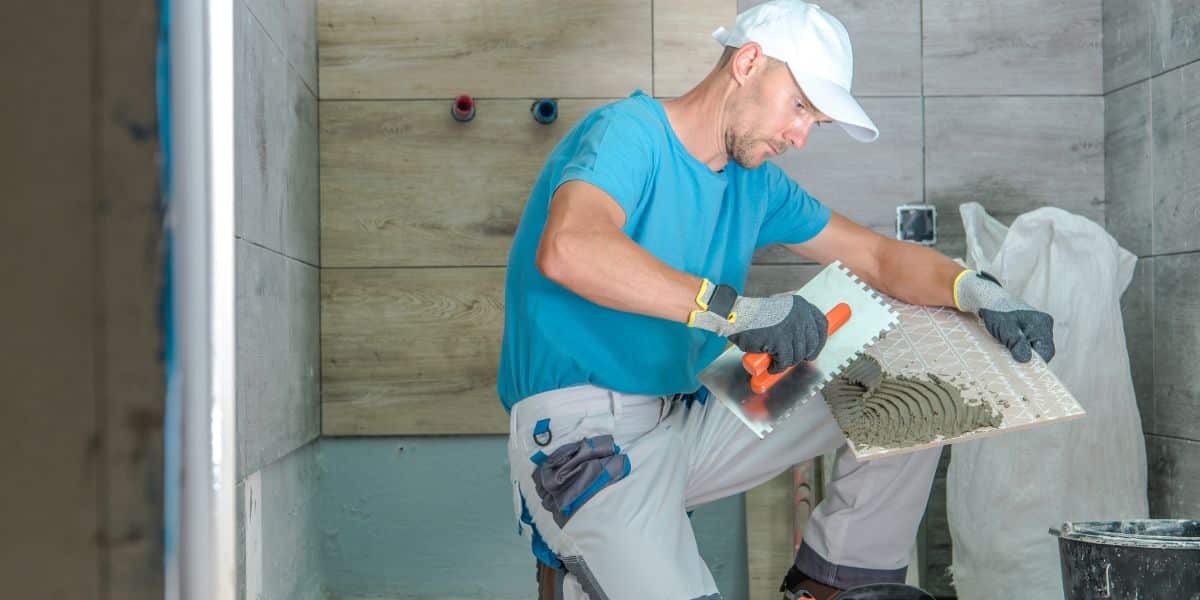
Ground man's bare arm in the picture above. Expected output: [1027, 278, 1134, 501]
[536, 180, 701, 322]
[785, 212, 963, 307]
[538, 180, 837, 368]
[788, 211, 1056, 362]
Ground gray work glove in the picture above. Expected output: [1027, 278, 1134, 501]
[955, 270, 1056, 363]
[689, 280, 828, 373]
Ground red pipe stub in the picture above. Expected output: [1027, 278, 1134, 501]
[452, 94, 476, 122]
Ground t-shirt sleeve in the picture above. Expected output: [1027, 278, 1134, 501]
[754, 163, 832, 248]
[554, 110, 655, 220]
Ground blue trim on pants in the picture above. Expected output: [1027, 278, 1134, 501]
[520, 491, 562, 570]
[794, 540, 908, 589]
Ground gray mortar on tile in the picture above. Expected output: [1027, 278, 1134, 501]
[824, 355, 1002, 450]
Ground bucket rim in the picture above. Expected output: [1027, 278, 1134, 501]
[1053, 519, 1200, 549]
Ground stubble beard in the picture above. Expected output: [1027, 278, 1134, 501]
[728, 130, 768, 170]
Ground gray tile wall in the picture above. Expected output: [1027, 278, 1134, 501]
[739, 0, 1106, 266]
[235, 0, 321, 598]
[235, 0, 320, 479]
[925, 96, 1104, 259]
[763, 0, 1106, 595]
[237, 443, 322, 600]
[1105, 0, 1200, 520]
[742, 1, 1108, 595]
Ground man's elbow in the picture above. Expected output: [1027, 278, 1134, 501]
[535, 231, 571, 285]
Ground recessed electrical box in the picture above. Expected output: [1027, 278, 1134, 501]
[896, 204, 937, 245]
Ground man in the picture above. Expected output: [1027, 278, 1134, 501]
[498, 1, 1055, 598]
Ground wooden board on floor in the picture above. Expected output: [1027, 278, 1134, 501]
[3, 2, 101, 596]
[653, 0, 733, 97]
[745, 470, 794, 600]
[321, 267, 510, 435]
[320, 99, 607, 268]
[318, 0, 651, 99]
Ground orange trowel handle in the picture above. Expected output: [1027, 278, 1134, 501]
[741, 302, 852, 394]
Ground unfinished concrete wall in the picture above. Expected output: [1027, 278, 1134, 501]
[234, 0, 322, 598]
[1104, 0, 1200, 519]
[316, 437, 746, 599]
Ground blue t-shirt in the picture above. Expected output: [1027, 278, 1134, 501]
[497, 90, 830, 410]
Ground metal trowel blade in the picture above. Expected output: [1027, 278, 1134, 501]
[698, 261, 898, 438]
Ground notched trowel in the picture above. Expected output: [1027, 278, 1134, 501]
[698, 261, 898, 438]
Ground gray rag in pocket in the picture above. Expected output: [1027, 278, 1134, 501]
[532, 435, 630, 527]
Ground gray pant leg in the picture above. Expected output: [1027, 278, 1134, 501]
[676, 390, 941, 588]
[796, 444, 942, 588]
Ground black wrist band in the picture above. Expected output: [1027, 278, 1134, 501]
[707, 284, 738, 319]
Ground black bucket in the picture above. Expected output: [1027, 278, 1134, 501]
[1050, 519, 1200, 599]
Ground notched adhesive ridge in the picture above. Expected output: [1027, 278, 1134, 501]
[824, 355, 1003, 450]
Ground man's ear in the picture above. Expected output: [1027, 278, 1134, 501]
[730, 42, 766, 86]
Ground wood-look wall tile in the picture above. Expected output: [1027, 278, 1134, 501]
[237, 1, 320, 265]
[237, 241, 321, 478]
[1146, 434, 1200, 518]
[320, 99, 607, 268]
[1105, 80, 1153, 257]
[655, 0, 733, 98]
[1122, 258, 1155, 434]
[923, 0, 1102, 95]
[322, 267, 509, 435]
[1151, 252, 1200, 441]
[754, 97, 923, 264]
[317, 0, 651, 99]
[1151, 59, 1200, 254]
[1104, 0, 1152, 92]
[925, 97, 1104, 260]
[1151, 0, 1200, 75]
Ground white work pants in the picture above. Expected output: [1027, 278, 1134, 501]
[508, 385, 941, 599]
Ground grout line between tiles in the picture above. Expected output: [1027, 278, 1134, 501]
[238, 236, 320, 270]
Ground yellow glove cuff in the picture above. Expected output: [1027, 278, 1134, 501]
[687, 278, 711, 327]
[952, 269, 974, 312]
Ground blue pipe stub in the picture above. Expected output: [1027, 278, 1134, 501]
[532, 98, 557, 124]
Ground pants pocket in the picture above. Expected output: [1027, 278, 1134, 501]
[531, 434, 631, 527]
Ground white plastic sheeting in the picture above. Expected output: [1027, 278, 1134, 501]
[947, 203, 1148, 599]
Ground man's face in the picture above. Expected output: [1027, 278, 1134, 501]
[726, 58, 832, 169]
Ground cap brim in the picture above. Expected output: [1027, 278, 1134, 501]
[712, 26, 748, 48]
[788, 68, 879, 143]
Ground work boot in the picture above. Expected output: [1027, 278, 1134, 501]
[780, 565, 843, 600]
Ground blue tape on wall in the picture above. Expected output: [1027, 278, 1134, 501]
[157, 0, 178, 570]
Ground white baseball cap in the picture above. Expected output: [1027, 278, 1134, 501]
[713, 0, 879, 142]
